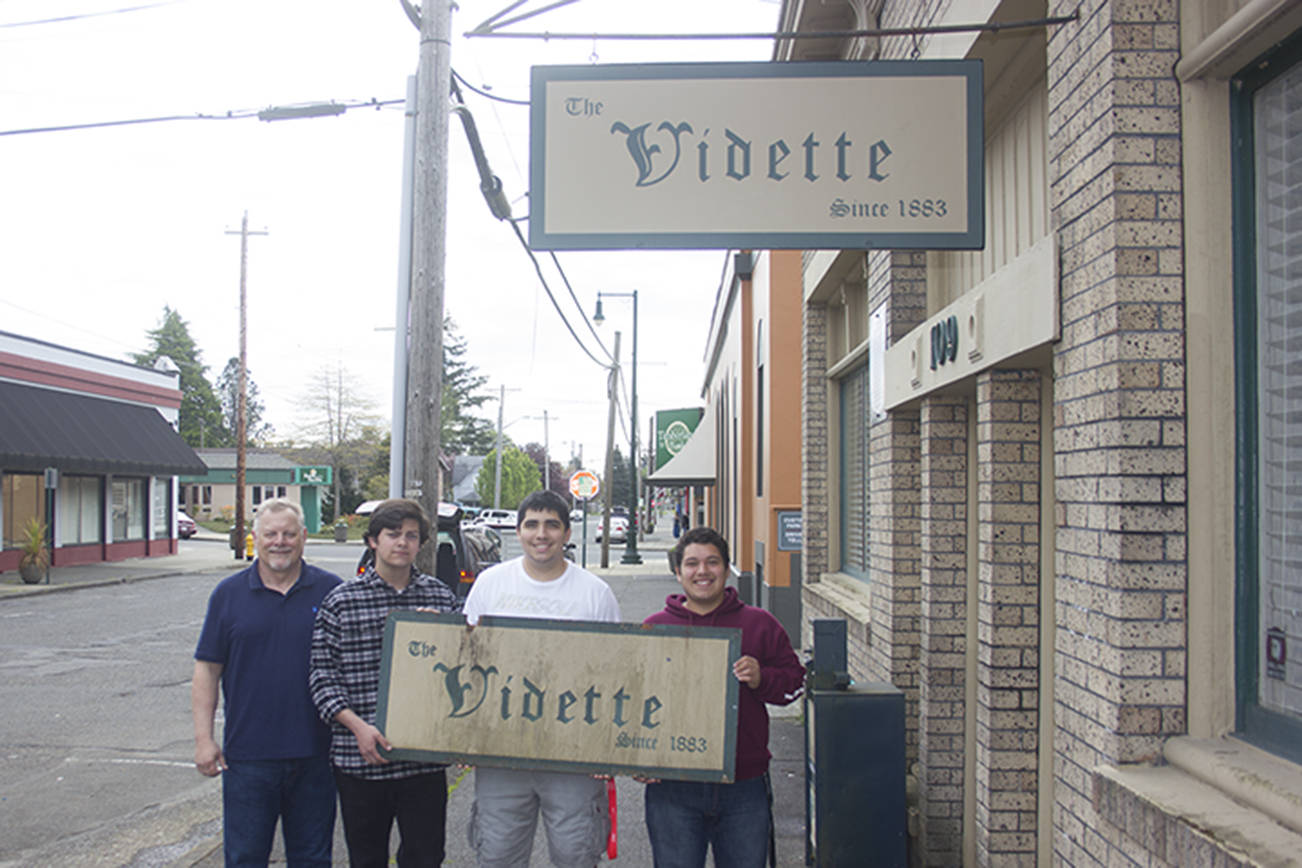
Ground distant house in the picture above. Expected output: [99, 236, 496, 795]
[450, 455, 485, 506]
[179, 449, 333, 533]
[0, 331, 205, 572]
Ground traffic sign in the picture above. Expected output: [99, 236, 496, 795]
[569, 470, 600, 500]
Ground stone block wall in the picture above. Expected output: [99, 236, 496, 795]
[1047, 0, 1188, 863]
[975, 369, 1043, 866]
[919, 395, 970, 866]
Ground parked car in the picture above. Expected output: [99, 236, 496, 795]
[177, 511, 197, 539]
[595, 515, 628, 544]
[355, 502, 501, 598]
[475, 508, 517, 530]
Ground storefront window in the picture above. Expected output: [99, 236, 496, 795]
[2, 474, 44, 549]
[152, 478, 170, 537]
[1234, 35, 1302, 762]
[58, 476, 102, 545]
[110, 479, 146, 541]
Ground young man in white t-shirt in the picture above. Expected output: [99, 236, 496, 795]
[461, 489, 620, 866]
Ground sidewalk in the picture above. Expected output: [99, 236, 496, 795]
[0, 537, 242, 600]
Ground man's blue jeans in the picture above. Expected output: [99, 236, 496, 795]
[644, 776, 771, 868]
[222, 756, 336, 867]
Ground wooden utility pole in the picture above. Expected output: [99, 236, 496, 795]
[600, 332, 621, 569]
[405, 0, 452, 573]
[226, 212, 267, 552]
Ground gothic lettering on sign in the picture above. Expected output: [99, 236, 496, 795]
[606, 118, 894, 189]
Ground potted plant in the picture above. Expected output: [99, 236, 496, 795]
[18, 517, 49, 584]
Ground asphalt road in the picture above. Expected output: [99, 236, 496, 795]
[0, 533, 807, 867]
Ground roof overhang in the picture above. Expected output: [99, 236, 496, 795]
[646, 409, 715, 487]
[0, 380, 206, 476]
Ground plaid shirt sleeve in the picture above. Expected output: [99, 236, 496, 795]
[309, 585, 352, 726]
[309, 570, 460, 778]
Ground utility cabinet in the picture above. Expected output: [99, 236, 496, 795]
[804, 621, 906, 866]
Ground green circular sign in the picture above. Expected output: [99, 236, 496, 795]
[663, 420, 692, 456]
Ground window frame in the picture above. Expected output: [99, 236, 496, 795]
[838, 363, 870, 582]
[1231, 30, 1302, 764]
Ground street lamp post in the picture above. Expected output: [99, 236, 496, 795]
[593, 290, 642, 565]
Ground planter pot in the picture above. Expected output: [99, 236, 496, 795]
[18, 562, 44, 584]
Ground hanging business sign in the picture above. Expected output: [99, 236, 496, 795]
[654, 408, 704, 471]
[529, 60, 983, 251]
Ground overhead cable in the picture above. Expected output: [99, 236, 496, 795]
[0, 0, 186, 30]
[0, 97, 403, 137]
[507, 219, 613, 370]
[452, 69, 529, 106]
[465, 12, 1081, 41]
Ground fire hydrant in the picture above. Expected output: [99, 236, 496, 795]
[245, 531, 255, 561]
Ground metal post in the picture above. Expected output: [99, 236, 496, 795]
[600, 332, 621, 569]
[621, 289, 642, 564]
[389, 75, 418, 499]
[494, 384, 504, 510]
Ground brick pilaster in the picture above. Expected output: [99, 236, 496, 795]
[1048, 0, 1187, 863]
[919, 395, 970, 866]
[975, 369, 1042, 866]
[801, 298, 830, 651]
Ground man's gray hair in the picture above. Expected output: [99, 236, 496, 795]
[253, 498, 305, 532]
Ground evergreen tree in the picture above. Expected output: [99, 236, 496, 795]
[442, 317, 496, 455]
[132, 307, 226, 448]
[215, 357, 274, 446]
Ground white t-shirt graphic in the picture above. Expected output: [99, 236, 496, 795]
[461, 556, 621, 625]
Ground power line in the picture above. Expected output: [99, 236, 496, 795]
[507, 219, 612, 370]
[0, 0, 188, 30]
[0, 97, 403, 137]
[451, 68, 529, 106]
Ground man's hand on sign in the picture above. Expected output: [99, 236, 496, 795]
[733, 655, 762, 689]
[354, 721, 392, 765]
[632, 775, 661, 784]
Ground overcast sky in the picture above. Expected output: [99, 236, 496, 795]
[0, 0, 779, 477]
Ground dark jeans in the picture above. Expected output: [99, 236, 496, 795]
[333, 769, 447, 867]
[221, 756, 335, 868]
[644, 776, 771, 868]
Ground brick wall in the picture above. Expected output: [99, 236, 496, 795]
[801, 298, 830, 652]
[919, 395, 970, 866]
[975, 369, 1043, 866]
[1047, 0, 1187, 863]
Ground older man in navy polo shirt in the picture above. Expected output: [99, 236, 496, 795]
[192, 498, 342, 867]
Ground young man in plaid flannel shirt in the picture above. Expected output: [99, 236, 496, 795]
[310, 498, 459, 867]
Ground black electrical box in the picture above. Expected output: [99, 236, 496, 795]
[804, 683, 906, 866]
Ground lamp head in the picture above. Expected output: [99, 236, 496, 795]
[592, 297, 605, 324]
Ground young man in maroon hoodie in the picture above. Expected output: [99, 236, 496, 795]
[642, 526, 805, 867]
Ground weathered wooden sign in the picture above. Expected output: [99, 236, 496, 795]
[375, 612, 741, 782]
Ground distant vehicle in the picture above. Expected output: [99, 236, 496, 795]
[569, 509, 587, 526]
[595, 515, 628, 544]
[177, 511, 196, 539]
[355, 502, 501, 598]
[354, 500, 383, 516]
[475, 508, 517, 530]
